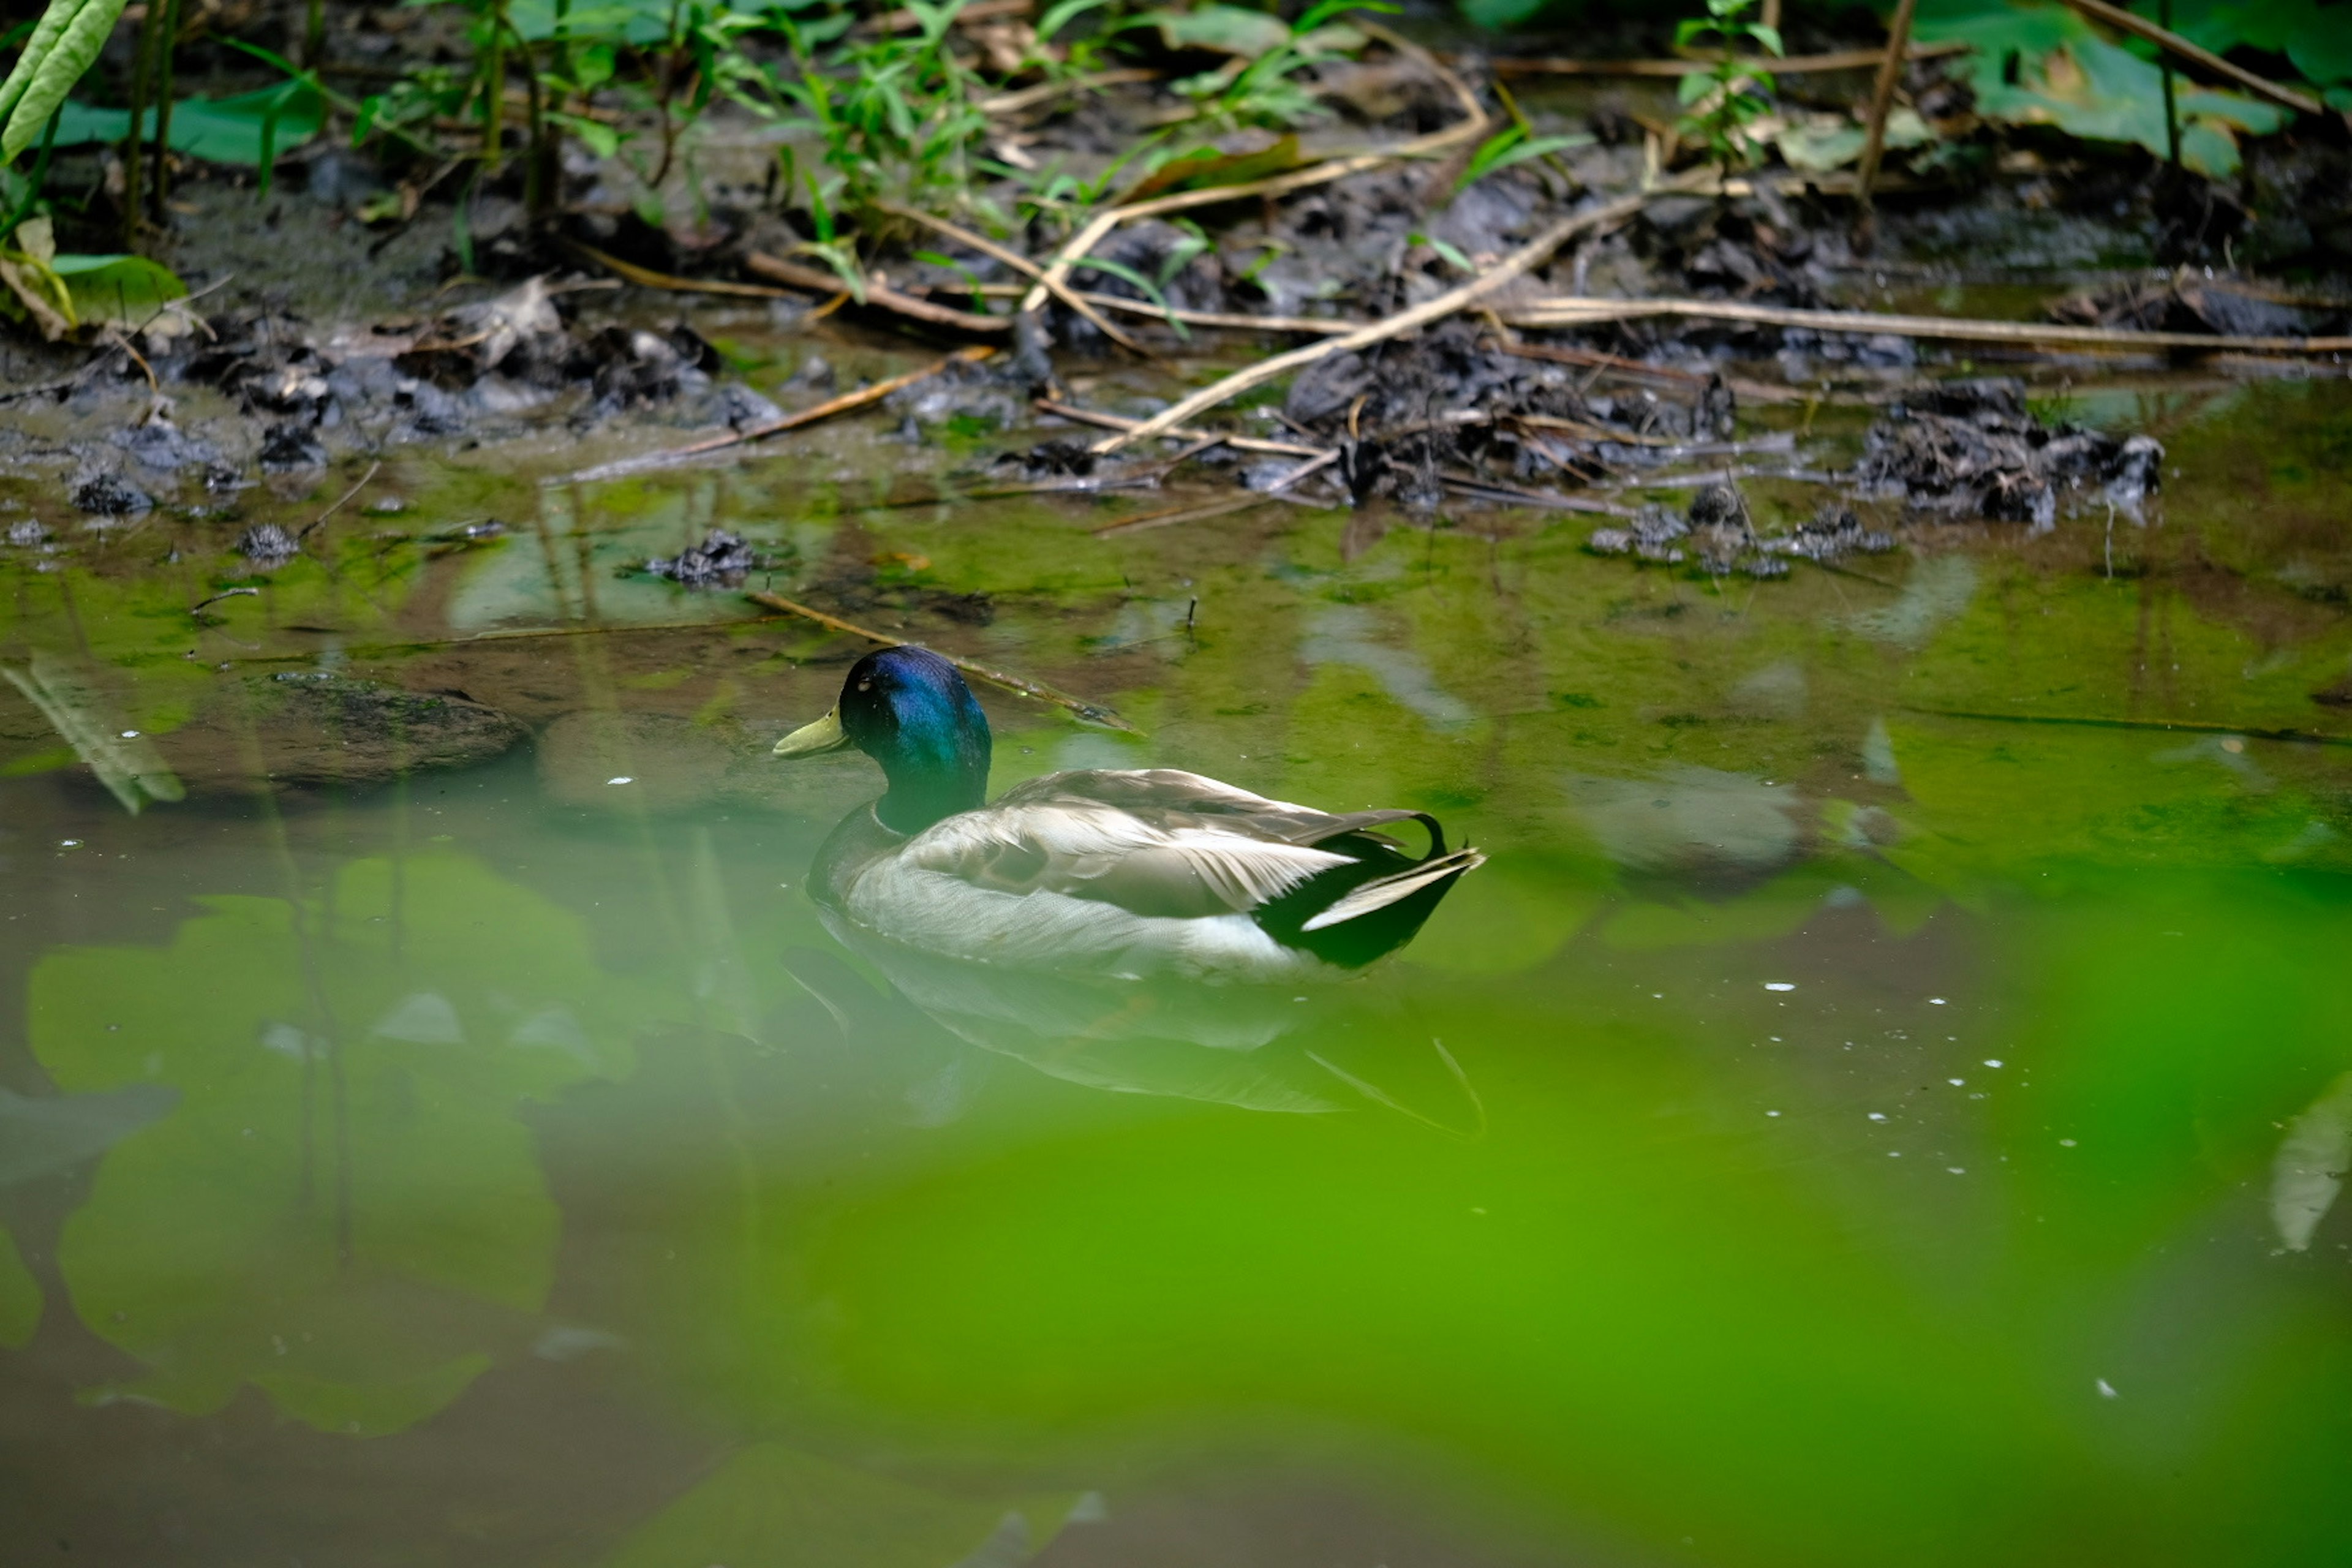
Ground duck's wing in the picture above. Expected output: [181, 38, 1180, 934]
[902, 782, 1359, 921]
[992, 769, 1447, 853]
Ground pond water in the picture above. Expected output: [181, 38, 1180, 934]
[4, 341, 2351, 1567]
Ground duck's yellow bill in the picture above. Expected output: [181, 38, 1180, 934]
[772, 705, 851, 758]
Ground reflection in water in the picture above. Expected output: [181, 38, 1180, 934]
[26, 853, 642, 1434]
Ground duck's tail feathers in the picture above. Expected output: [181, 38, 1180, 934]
[1300, 847, 1486, 932]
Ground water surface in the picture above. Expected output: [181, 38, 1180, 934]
[4, 354, 2351, 1567]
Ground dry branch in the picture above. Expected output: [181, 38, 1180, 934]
[566, 347, 993, 483]
[746, 251, 1012, 334]
[1485, 39, 1969, 77]
[1506, 296, 2352, 355]
[1087, 184, 1679, 454]
[876, 201, 1149, 355]
[2051, 0, 2322, 117]
[979, 67, 1160, 116]
[746, 591, 1137, 731]
[1017, 37, 1489, 337]
[1855, 0, 1919, 212]
[565, 239, 801, 299]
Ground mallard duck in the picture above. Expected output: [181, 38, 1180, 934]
[773, 646, 1483, 983]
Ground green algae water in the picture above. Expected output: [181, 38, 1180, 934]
[4, 361, 2351, 1567]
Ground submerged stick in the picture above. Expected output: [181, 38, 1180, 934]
[297, 459, 382, 540]
[1036, 399, 1329, 458]
[1902, 706, 2352, 750]
[1090, 185, 1674, 454]
[746, 591, 1138, 731]
[565, 347, 993, 483]
[2051, 0, 2321, 117]
[1507, 296, 2352, 355]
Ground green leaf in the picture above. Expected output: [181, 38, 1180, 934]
[1, 0, 128, 162]
[48, 85, 324, 165]
[0, 0, 90, 132]
[1036, 0, 1113, 41]
[1148, 4, 1292, 58]
[548, 109, 620, 158]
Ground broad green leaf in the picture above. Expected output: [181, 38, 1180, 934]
[48, 85, 323, 165]
[1148, 3, 1291, 58]
[50, 251, 187, 330]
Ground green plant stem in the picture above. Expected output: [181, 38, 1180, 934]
[484, 0, 508, 175]
[122, 0, 165, 249]
[2, 108, 61, 236]
[503, 15, 548, 216]
[148, 0, 182, 226]
[2158, 0, 2180, 165]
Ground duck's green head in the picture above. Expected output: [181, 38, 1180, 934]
[774, 646, 992, 834]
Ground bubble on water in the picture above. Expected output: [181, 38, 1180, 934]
[119, 729, 140, 738]
[2060, 1138, 2079, 1148]
[1928, 997, 1947, 1005]
[1764, 982, 1795, 992]
[1948, 1167, 1966, 1175]
[59, 839, 80, 847]
[1984, 1059, 2004, 1068]
[2096, 1379, 2118, 1399]
[1868, 1112, 1888, 1122]
[1948, 1078, 1965, 1086]
[606, 776, 633, 785]
[1765, 1110, 1781, 1118]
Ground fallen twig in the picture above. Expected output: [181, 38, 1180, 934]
[747, 590, 1137, 731]
[1018, 37, 1490, 339]
[565, 238, 801, 299]
[1035, 399, 1329, 458]
[1441, 475, 1637, 516]
[746, 251, 1012, 335]
[1855, 0, 1919, 215]
[565, 347, 994, 483]
[1902, 705, 2351, 748]
[1483, 39, 1969, 77]
[2051, 0, 2322, 118]
[1507, 296, 2352, 355]
[979, 67, 1161, 116]
[297, 460, 382, 540]
[1092, 451, 1341, 536]
[876, 201, 1149, 355]
[1090, 183, 1689, 454]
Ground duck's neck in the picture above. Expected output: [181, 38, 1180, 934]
[873, 741, 990, 835]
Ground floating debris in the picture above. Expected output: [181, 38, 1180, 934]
[1857, 380, 2163, 528]
[70, 472, 154, 516]
[646, 529, 760, 588]
[236, 522, 300, 566]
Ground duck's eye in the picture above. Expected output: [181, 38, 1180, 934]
[858, 679, 873, 692]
